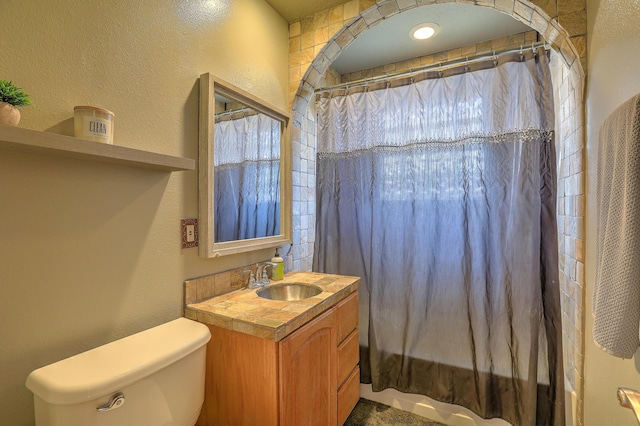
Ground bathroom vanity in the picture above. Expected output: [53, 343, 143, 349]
[185, 272, 360, 426]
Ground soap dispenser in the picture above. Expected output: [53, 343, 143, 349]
[271, 248, 284, 280]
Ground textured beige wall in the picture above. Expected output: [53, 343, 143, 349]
[584, 0, 640, 424]
[0, 1, 287, 424]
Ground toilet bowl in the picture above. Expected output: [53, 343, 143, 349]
[25, 317, 211, 426]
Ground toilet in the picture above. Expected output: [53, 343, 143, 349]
[25, 318, 211, 426]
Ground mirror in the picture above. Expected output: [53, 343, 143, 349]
[199, 73, 291, 257]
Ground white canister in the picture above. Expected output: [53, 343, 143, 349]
[74, 106, 114, 144]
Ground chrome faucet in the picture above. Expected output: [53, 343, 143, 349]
[256, 262, 277, 287]
[618, 388, 640, 424]
[243, 269, 260, 289]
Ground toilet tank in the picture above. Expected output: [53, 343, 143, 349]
[25, 318, 211, 426]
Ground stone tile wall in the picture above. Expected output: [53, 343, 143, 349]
[184, 264, 259, 305]
[555, 50, 586, 424]
[286, 1, 586, 423]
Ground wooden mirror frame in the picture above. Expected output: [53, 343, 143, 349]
[198, 73, 291, 257]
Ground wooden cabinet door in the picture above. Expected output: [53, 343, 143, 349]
[197, 324, 279, 426]
[279, 308, 337, 426]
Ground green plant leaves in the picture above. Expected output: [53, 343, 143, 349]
[0, 80, 31, 107]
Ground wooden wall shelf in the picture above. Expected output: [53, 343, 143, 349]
[0, 124, 195, 172]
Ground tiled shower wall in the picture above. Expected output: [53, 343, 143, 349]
[286, 0, 586, 423]
[555, 50, 586, 422]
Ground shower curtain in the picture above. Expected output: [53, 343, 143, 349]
[213, 113, 280, 242]
[313, 48, 564, 425]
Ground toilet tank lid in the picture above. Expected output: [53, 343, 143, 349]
[25, 318, 211, 405]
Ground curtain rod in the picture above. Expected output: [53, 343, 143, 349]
[315, 41, 549, 94]
[215, 106, 255, 118]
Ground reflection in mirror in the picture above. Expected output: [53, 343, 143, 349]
[213, 97, 280, 242]
[199, 73, 291, 258]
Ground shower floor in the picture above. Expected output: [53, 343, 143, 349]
[345, 398, 447, 426]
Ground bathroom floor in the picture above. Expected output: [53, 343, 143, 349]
[345, 399, 447, 425]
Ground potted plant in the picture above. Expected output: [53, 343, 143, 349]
[0, 80, 32, 126]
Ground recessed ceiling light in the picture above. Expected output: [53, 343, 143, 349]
[410, 23, 440, 40]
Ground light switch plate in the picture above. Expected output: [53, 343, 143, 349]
[181, 218, 198, 248]
[186, 225, 195, 242]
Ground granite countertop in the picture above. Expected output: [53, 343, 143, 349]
[185, 271, 360, 341]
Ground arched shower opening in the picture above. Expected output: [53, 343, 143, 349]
[288, 1, 585, 424]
